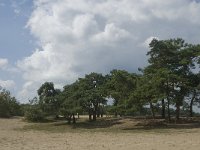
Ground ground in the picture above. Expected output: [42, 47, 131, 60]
[0, 117, 200, 150]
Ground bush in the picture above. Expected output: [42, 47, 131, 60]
[25, 106, 45, 122]
[0, 89, 22, 118]
[0, 101, 10, 118]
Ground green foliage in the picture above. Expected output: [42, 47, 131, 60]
[25, 106, 45, 122]
[59, 82, 82, 118]
[105, 70, 138, 115]
[0, 88, 22, 118]
[77, 73, 107, 120]
[144, 38, 200, 119]
[24, 97, 45, 122]
[22, 38, 200, 121]
[37, 82, 61, 116]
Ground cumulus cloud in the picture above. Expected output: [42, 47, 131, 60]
[93, 23, 131, 43]
[17, 0, 200, 101]
[16, 81, 38, 101]
[0, 80, 15, 90]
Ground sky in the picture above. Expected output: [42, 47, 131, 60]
[0, 0, 200, 103]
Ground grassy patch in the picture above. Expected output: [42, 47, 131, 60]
[19, 117, 200, 134]
[21, 118, 124, 133]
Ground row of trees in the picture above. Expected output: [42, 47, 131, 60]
[1, 38, 200, 123]
[27, 38, 200, 123]
[137, 38, 200, 120]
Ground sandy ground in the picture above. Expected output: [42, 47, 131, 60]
[0, 118, 200, 150]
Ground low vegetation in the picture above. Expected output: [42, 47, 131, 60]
[0, 88, 22, 118]
[21, 116, 200, 134]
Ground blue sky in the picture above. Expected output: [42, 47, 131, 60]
[0, 0, 34, 61]
[0, 0, 200, 103]
[0, 0, 35, 100]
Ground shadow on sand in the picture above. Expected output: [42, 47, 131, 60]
[53, 116, 200, 131]
[53, 117, 124, 129]
[122, 117, 200, 131]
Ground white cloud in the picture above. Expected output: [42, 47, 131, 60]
[93, 23, 130, 43]
[72, 14, 98, 38]
[0, 58, 8, 69]
[17, 0, 200, 101]
[0, 58, 20, 73]
[16, 81, 38, 102]
[0, 80, 15, 90]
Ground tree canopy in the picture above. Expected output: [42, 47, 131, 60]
[17, 38, 200, 122]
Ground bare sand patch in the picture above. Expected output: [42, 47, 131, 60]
[0, 118, 200, 150]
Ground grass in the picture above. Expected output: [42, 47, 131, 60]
[20, 116, 200, 134]
[21, 117, 122, 133]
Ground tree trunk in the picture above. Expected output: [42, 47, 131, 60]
[55, 114, 59, 120]
[167, 98, 171, 122]
[100, 105, 104, 117]
[93, 110, 96, 121]
[68, 115, 72, 124]
[149, 101, 155, 119]
[72, 113, 76, 124]
[176, 102, 180, 120]
[89, 109, 92, 121]
[93, 105, 98, 121]
[190, 91, 196, 117]
[77, 113, 79, 119]
[97, 106, 100, 118]
[161, 99, 165, 119]
[114, 111, 118, 117]
[89, 114, 92, 121]
[166, 79, 170, 122]
[100, 106, 103, 117]
[190, 100, 194, 117]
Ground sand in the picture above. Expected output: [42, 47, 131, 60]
[0, 118, 200, 150]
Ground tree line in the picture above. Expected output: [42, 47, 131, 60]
[1, 38, 200, 123]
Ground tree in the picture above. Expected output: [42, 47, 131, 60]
[24, 97, 45, 122]
[131, 70, 164, 119]
[78, 73, 107, 121]
[147, 38, 200, 120]
[185, 73, 200, 117]
[106, 70, 138, 116]
[59, 82, 82, 124]
[37, 82, 61, 117]
[0, 88, 21, 118]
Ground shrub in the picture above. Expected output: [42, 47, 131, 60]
[0, 100, 10, 118]
[25, 106, 45, 122]
[0, 89, 22, 118]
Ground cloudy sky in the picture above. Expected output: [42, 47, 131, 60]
[1, 0, 200, 103]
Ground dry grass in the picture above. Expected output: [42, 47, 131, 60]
[1, 117, 200, 150]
